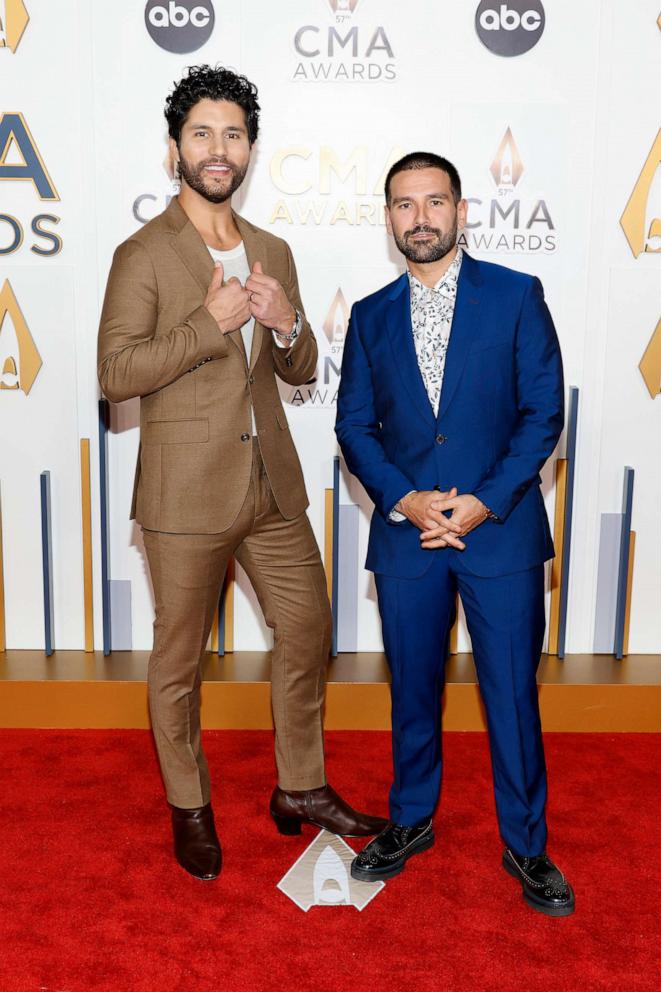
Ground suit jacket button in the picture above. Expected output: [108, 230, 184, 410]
[436, 434, 446, 444]
[286, 356, 293, 367]
[249, 375, 255, 384]
[241, 433, 250, 442]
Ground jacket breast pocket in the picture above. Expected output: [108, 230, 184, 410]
[142, 419, 209, 444]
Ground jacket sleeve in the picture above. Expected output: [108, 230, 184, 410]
[271, 241, 318, 386]
[335, 303, 416, 522]
[472, 277, 565, 522]
[97, 239, 229, 403]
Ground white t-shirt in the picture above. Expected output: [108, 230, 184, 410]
[205, 241, 297, 435]
[207, 242, 254, 363]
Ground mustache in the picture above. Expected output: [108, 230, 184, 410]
[196, 157, 235, 172]
[405, 225, 442, 238]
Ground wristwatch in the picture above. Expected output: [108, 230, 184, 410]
[274, 308, 302, 344]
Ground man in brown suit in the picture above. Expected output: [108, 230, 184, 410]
[97, 65, 385, 880]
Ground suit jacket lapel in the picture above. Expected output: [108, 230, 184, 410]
[437, 252, 483, 421]
[167, 199, 268, 367]
[386, 274, 436, 428]
[169, 198, 215, 296]
[234, 212, 270, 371]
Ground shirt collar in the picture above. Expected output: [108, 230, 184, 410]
[407, 246, 463, 299]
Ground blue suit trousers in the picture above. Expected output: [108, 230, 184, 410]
[376, 552, 548, 857]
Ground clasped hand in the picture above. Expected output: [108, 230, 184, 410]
[204, 260, 295, 335]
[399, 489, 488, 551]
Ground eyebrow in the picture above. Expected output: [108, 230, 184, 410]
[391, 192, 448, 205]
[186, 122, 247, 133]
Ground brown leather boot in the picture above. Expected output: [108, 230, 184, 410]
[270, 784, 388, 837]
[171, 803, 221, 880]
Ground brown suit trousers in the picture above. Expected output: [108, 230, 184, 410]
[143, 447, 330, 808]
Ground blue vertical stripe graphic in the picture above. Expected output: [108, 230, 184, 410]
[593, 513, 624, 653]
[40, 471, 54, 656]
[331, 456, 340, 657]
[217, 570, 231, 657]
[614, 467, 635, 659]
[109, 579, 132, 650]
[98, 399, 112, 656]
[557, 385, 579, 659]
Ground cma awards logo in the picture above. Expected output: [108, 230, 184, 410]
[286, 288, 349, 409]
[292, 0, 396, 82]
[0, 0, 29, 53]
[620, 129, 661, 258]
[269, 145, 404, 227]
[277, 830, 384, 911]
[144, 0, 214, 53]
[0, 280, 42, 395]
[0, 112, 62, 257]
[459, 126, 557, 254]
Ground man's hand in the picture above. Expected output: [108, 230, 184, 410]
[245, 261, 296, 334]
[204, 262, 251, 334]
[398, 488, 466, 551]
[420, 493, 488, 549]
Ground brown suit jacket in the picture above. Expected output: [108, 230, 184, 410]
[97, 197, 317, 533]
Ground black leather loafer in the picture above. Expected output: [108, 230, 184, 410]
[350, 821, 435, 882]
[503, 848, 575, 916]
[171, 803, 221, 880]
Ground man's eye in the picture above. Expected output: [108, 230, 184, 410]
[195, 131, 207, 137]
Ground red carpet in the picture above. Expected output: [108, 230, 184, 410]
[1, 730, 659, 992]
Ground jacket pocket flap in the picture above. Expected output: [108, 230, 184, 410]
[468, 336, 510, 354]
[143, 419, 209, 444]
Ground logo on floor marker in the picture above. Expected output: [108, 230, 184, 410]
[277, 830, 384, 911]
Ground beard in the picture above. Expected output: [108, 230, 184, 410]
[393, 219, 458, 263]
[177, 154, 248, 204]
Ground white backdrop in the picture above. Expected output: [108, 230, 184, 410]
[1, 0, 659, 653]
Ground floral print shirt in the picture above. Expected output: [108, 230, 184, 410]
[407, 247, 463, 417]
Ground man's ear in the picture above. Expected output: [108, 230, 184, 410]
[456, 197, 468, 231]
[384, 205, 393, 235]
[168, 137, 180, 176]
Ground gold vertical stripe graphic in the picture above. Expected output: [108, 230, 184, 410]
[80, 440, 94, 653]
[224, 558, 235, 654]
[324, 488, 334, 603]
[548, 458, 568, 655]
[623, 532, 636, 657]
[210, 608, 219, 653]
[0, 485, 5, 653]
[449, 600, 458, 655]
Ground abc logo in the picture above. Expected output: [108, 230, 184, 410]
[144, 0, 215, 54]
[475, 0, 545, 57]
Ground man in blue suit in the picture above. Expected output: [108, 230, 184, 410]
[335, 152, 575, 916]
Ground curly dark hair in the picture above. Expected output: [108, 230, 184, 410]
[165, 65, 260, 146]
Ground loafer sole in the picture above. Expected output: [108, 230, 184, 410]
[175, 859, 221, 881]
[502, 853, 575, 917]
[271, 812, 387, 838]
[350, 831, 435, 882]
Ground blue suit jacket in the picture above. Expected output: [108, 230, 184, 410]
[335, 252, 565, 578]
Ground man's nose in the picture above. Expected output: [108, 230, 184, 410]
[208, 134, 227, 158]
[413, 203, 430, 226]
